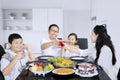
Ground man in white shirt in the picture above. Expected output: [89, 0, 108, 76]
[41, 24, 61, 57]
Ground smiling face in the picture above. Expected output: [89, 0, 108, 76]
[68, 35, 77, 45]
[49, 26, 59, 40]
[9, 38, 23, 53]
[91, 30, 98, 43]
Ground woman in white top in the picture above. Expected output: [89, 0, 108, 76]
[1, 33, 35, 80]
[91, 25, 117, 80]
[61, 33, 81, 58]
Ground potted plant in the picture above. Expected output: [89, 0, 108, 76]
[9, 12, 16, 19]
[22, 13, 27, 19]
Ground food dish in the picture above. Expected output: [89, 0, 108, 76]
[54, 59, 74, 68]
[48, 57, 75, 68]
[75, 62, 98, 77]
[75, 69, 98, 77]
[52, 68, 75, 75]
[29, 67, 52, 75]
[29, 62, 54, 75]
[52, 68, 75, 79]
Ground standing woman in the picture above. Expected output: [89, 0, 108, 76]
[91, 25, 117, 80]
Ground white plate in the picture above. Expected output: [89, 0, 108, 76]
[38, 56, 54, 60]
[75, 62, 98, 77]
[71, 56, 85, 61]
[72, 57, 85, 60]
[29, 67, 52, 75]
[75, 69, 98, 77]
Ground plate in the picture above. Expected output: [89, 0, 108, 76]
[38, 55, 54, 60]
[29, 67, 52, 75]
[29, 62, 54, 75]
[75, 69, 98, 77]
[70, 56, 85, 61]
[75, 62, 98, 77]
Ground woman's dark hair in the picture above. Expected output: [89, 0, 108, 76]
[8, 33, 22, 44]
[93, 25, 116, 65]
[48, 24, 59, 31]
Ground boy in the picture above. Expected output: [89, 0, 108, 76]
[1, 33, 35, 80]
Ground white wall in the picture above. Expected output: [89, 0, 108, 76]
[1, 0, 90, 10]
[91, 0, 120, 67]
[63, 10, 91, 43]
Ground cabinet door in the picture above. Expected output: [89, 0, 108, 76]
[32, 8, 63, 38]
[47, 9, 63, 38]
[32, 9, 47, 31]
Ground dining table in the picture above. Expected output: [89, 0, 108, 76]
[16, 56, 111, 80]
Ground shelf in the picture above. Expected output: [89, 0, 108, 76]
[2, 19, 32, 21]
[3, 25, 32, 30]
[2, 9, 32, 31]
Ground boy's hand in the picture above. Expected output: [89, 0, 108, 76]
[16, 51, 24, 60]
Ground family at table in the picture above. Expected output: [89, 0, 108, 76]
[0, 24, 119, 80]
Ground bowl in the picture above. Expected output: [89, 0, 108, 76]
[53, 62, 74, 68]
[51, 58, 75, 68]
[52, 68, 75, 79]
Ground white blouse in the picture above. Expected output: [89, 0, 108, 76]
[97, 45, 117, 80]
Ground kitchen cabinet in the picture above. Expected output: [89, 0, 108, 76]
[32, 8, 63, 37]
[2, 9, 32, 30]
[32, 9, 47, 31]
[47, 9, 63, 37]
[2, 9, 63, 33]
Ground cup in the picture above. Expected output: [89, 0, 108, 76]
[58, 41, 65, 47]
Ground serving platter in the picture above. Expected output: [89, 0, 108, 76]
[29, 61, 54, 75]
[48, 57, 75, 68]
[75, 62, 98, 77]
